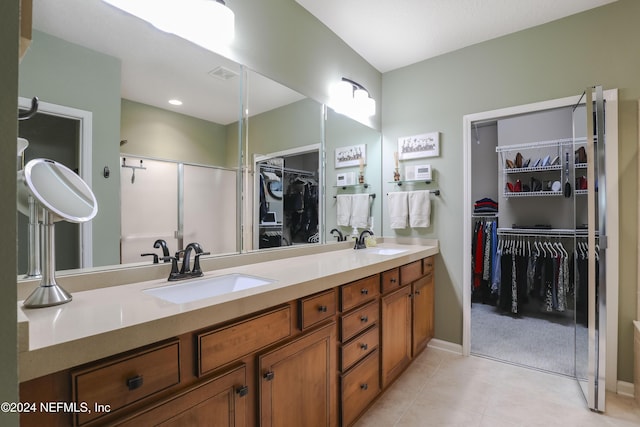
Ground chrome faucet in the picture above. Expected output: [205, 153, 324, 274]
[168, 242, 210, 281]
[354, 230, 373, 250]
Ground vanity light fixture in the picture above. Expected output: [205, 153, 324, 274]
[102, 0, 235, 50]
[330, 77, 376, 118]
[168, 99, 183, 106]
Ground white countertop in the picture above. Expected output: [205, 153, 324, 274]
[18, 242, 438, 382]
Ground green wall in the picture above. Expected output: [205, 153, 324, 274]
[381, 0, 640, 382]
[19, 30, 122, 267]
[246, 98, 323, 158]
[1, 1, 19, 425]
[121, 99, 230, 166]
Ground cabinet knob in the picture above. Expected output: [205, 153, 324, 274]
[360, 343, 368, 350]
[236, 385, 249, 397]
[360, 288, 369, 295]
[360, 315, 368, 323]
[390, 278, 397, 283]
[360, 383, 369, 390]
[126, 375, 143, 391]
[408, 294, 413, 299]
[415, 290, 421, 295]
[263, 371, 275, 381]
[318, 305, 327, 312]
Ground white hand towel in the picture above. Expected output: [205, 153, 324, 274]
[387, 192, 408, 229]
[336, 194, 352, 227]
[408, 190, 431, 228]
[350, 193, 370, 228]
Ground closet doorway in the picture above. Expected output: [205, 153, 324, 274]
[462, 89, 618, 412]
[254, 145, 320, 249]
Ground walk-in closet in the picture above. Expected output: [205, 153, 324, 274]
[467, 88, 616, 411]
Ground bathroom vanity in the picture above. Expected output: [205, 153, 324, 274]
[18, 242, 438, 426]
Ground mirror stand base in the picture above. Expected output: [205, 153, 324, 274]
[23, 284, 72, 308]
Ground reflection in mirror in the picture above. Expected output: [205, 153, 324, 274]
[255, 147, 320, 249]
[18, 0, 243, 276]
[243, 69, 324, 251]
[324, 107, 382, 242]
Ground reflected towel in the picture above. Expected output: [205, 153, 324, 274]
[387, 192, 408, 229]
[408, 190, 431, 228]
[351, 194, 370, 228]
[336, 194, 351, 226]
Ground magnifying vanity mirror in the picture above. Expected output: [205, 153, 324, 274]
[18, 158, 98, 307]
[18, 0, 381, 281]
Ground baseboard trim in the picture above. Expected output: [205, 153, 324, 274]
[617, 380, 635, 398]
[428, 339, 462, 355]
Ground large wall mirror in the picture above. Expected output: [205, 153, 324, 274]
[324, 107, 382, 242]
[17, 0, 381, 279]
[243, 69, 324, 251]
[16, 0, 321, 278]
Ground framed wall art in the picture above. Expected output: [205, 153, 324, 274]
[398, 132, 440, 160]
[335, 144, 366, 168]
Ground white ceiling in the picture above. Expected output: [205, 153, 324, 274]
[296, 0, 618, 73]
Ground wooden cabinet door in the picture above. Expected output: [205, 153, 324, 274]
[412, 274, 434, 356]
[259, 323, 337, 427]
[116, 364, 247, 427]
[381, 286, 412, 388]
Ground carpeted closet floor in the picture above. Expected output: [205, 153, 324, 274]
[471, 302, 588, 377]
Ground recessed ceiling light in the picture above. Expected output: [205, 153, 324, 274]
[168, 99, 183, 106]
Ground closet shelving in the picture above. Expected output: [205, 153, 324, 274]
[497, 138, 576, 198]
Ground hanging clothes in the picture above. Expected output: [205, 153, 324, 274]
[496, 234, 573, 316]
[471, 217, 498, 304]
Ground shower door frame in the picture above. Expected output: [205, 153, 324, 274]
[462, 89, 619, 399]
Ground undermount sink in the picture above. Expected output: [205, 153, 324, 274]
[143, 273, 276, 304]
[362, 248, 408, 255]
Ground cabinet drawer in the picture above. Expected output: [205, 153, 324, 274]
[115, 364, 247, 427]
[72, 340, 180, 426]
[400, 260, 422, 285]
[341, 275, 379, 311]
[341, 300, 378, 341]
[341, 349, 380, 427]
[341, 325, 379, 371]
[298, 289, 337, 330]
[423, 256, 434, 275]
[381, 268, 400, 294]
[198, 305, 291, 376]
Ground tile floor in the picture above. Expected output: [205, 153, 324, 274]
[355, 347, 640, 426]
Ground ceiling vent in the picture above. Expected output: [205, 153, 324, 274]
[208, 66, 239, 81]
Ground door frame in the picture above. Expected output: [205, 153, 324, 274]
[462, 90, 619, 392]
[18, 97, 94, 268]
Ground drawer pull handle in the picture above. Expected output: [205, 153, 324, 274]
[360, 383, 369, 390]
[415, 290, 421, 295]
[126, 375, 144, 391]
[360, 288, 369, 295]
[390, 278, 397, 283]
[360, 315, 368, 323]
[264, 371, 275, 381]
[408, 294, 413, 299]
[360, 343, 368, 350]
[318, 305, 328, 312]
[236, 385, 249, 397]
